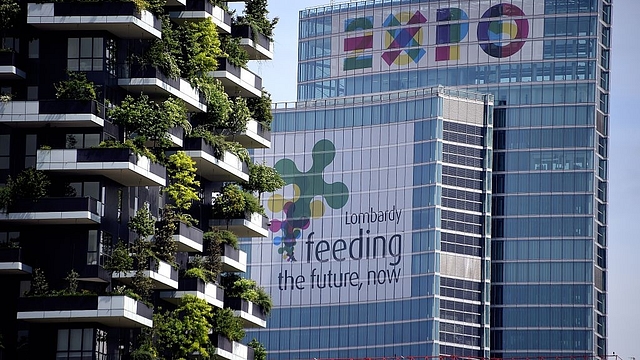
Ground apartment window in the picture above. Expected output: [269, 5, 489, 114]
[2, 37, 19, 52]
[0, 231, 20, 247]
[66, 133, 100, 149]
[28, 39, 39, 59]
[0, 134, 9, 170]
[56, 328, 107, 360]
[67, 181, 100, 199]
[67, 37, 103, 71]
[25, 134, 37, 168]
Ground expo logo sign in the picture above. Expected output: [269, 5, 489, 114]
[436, 3, 530, 60]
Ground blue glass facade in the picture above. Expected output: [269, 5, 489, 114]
[249, 0, 609, 358]
[247, 88, 493, 359]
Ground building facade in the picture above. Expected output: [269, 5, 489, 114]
[248, 0, 610, 358]
[248, 87, 493, 358]
[0, 0, 276, 359]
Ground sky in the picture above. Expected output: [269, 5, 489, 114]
[239, 0, 640, 358]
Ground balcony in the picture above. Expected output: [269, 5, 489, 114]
[0, 100, 105, 128]
[219, 243, 246, 273]
[183, 138, 249, 182]
[211, 58, 262, 97]
[224, 297, 266, 328]
[112, 259, 179, 290]
[27, 2, 161, 39]
[16, 295, 153, 328]
[171, 221, 203, 253]
[0, 51, 27, 79]
[231, 24, 273, 61]
[169, 0, 231, 33]
[209, 211, 269, 238]
[225, 119, 271, 149]
[37, 148, 167, 187]
[160, 277, 224, 308]
[211, 335, 254, 360]
[118, 64, 207, 113]
[0, 197, 101, 225]
[0, 248, 32, 275]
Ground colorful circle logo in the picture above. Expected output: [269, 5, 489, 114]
[477, 4, 529, 58]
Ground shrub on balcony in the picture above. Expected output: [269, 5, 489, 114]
[27, 268, 50, 296]
[236, 0, 279, 41]
[98, 138, 157, 163]
[211, 307, 245, 342]
[221, 273, 272, 315]
[153, 294, 213, 359]
[246, 90, 274, 129]
[105, 241, 134, 275]
[179, 19, 223, 84]
[0, 168, 51, 212]
[212, 184, 264, 221]
[0, 0, 20, 41]
[248, 338, 267, 360]
[242, 162, 285, 200]
[164, 151, 200, 214]
[153, 209, 178, 264]
[220, 34, 248, 69]
[144, 16, 181, 79]
[54, 71, 97, 101]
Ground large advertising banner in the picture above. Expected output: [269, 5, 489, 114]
[333, 0, 546, 76]
[250, 124, 414, 306]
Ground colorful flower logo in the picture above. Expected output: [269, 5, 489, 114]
[477, 3, 529, 58]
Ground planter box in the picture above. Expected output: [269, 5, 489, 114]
[112, 258, 179, 290]
[0, 197, 101, 225]
[172, 221, 204, 252]
[211, 58, 262, 97]
[160, 277, 224, 308]
[0, 100, 105, 128]
[183, 138, 249, 182]
[37, 148, 166, 187]
[224, 297, 267, 328]
[209, 211, 269, 238]
[169, 0, 231, 33]
[0, 51, 26, 79]
[27, 2, 161, 39]
[0, 247, 32, 275]
[231, 24, 273, 60]
[16, 295, 153, 328]
[211, 334, 254, 360]
[219, 243, 247, 273]
[224, 119, 271, 149]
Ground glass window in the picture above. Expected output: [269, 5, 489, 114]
[67, 37, 104, 71]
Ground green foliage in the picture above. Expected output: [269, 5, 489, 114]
[237, 0, 279, 41]
[220, 274, 272, 314]
[0, 0, 20, 33]
[1, 168, 51, 211]
[211, 307, 245, 342]
[180, 19, 223, 83]
[98, 138, 158, 163]
[198, 77, 231, 127]
[204, 229, 238, 250]
[219, 34, 249, 69]
[145, 16, 182, 79]
[64, 269, 79, 295]
[164, 151, 200, 212]
[189, 127, 227, 159]
[162, 97, 191, 134]
[183, 266, 208, 282]
[55, 71, 97, 101]
[227, 97, 251, 133]
[226, 141, 251, 164]
[246, 90, 274, 129]
[153, 210, 178, 264]
[212, 184, 265, 220]
[153, 295, 213, 359]
[248, 338, 267, 360]
[29, 268, 50, 297]
[130, 348, 155, 360]
[243, 162, 285, 198]
[132, 268, 153, 302]
[129, 203, 155, 239]
[106, 241, 133, 275]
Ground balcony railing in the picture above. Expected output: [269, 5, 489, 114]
[112, 258, 179, 290]
[0, 100, 105, 128]
[224, 297, 267, 328]
[209, 210, 269, 238]
[183, 137, 249, 182]
[160, 277, 224, 308]
[219, 243, 247, 273]
[224, 119, 271, 149]
[0, 247, 32, 275]
[171, 221, 204, 253]
[27, 2, 161, 39]
[0, 51, 27, 79]
[118, 63, 207, 112]
[211, 58, 262, 97]
[169, 0, 231, 33]
[0, 197, 101, 224]
[231, 24, 273, 60]
[16, 295, 153, 328]
[37, 148, 167, 187]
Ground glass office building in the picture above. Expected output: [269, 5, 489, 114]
[248, 87, 493, 359]
[248, 0, 610, 358]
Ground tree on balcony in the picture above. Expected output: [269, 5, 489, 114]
[128, 203, 156, 301]
[248, 339, 267, 360]
[211, 307, 245, 342]
[219, 34, 248, 69]
[236, 0, 278, 41]
[54, 71, 97, 101]
[180, 19, 222, 84]
[246, 90, 274, 130]
[212, 184, 264, 224]
[221, 273, 272, 315]
[0, 168, 50, 212]
[242, 162, 284, 200]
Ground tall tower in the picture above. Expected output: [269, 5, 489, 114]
[249, 0, 610, 358]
